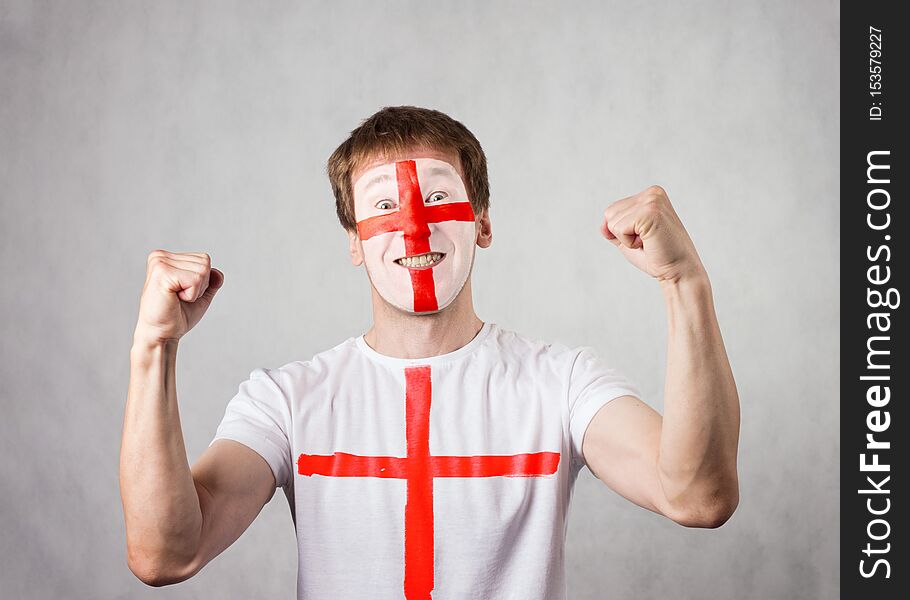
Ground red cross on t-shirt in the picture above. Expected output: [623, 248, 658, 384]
[297, 365, 561, 600]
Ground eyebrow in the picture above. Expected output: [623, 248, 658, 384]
[362, 166, 458, 195]
[363, 173, 393, 193]
[424, 166, 458, 181]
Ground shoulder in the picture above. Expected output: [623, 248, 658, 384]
[254, 336, 363, 389]
[487, 324, 623, 385]
[486, 324, 586, 372]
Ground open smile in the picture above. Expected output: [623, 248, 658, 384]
[394, 252, 446, 270]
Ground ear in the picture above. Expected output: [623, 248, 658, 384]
[475, 208, 493, 249]
[348, 228, 364, 266]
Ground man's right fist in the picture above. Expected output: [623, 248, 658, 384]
[133, 249, 225, 348]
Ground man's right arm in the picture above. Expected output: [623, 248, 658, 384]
[119, 250, 276, 586]
[120, 341, 277, 586]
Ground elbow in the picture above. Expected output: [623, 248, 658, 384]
[127, 549, 199, 587]
[127, 560, 170, 588]
[665, 476, 740, 529]
[671, 495, 738, 529]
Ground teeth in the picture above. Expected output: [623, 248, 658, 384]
[398, 252, 443, 268]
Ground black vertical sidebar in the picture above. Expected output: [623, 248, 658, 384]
[841, 1, 906, 598]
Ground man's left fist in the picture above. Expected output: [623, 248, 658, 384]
[601, 185, 707, 284]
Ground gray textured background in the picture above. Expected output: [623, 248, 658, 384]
[0, 1, 839, 598]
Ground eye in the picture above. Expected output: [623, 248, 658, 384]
[426, 191, 448, 204]
[375, 199, 396, 210]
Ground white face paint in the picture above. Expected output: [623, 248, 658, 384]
[352, 157, 477, 314]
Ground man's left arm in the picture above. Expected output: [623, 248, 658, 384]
[582, 185, 740, 528]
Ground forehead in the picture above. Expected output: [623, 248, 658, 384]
[351, 147, 465, 193]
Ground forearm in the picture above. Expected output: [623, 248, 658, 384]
[119, 339, 202, 580]
[656, 272, 740, 521]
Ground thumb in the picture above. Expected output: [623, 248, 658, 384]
[208, 268, 225, 291]
[600, 221, 621, 247]
[197, 268, 225, 305]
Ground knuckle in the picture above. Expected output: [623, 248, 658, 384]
[201, 252, 211, 266]
[647, 184, 666, 196]
[643, 201, 662, 216]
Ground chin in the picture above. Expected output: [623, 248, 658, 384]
[381, 289, 458, 316]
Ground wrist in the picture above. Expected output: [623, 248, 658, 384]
[658, 267, 711, 295]
[659, 268, 717, 334]
[131, 335, 179, 362]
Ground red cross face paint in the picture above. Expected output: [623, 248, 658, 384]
[353, 158, 477, 314]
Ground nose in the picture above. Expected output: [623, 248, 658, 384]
[394, 160, 431, 247]
[401, 210, 429, 239]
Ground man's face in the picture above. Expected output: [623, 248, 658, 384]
[351, 150, 478, 314]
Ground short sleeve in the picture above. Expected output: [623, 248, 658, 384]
[567, 347, 643, 468]
[210, 367, 293, 489]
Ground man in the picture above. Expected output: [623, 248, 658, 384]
[120, 106, 740, 599]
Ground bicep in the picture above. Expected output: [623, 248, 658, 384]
[581, 395, 671, 517]
[185, 439, 278, 576]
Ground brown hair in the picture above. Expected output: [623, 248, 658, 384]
[327, 105, 490, 232]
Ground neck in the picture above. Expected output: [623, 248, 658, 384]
[363, 280, 484, 359]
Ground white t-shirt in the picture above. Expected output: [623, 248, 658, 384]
[210, 322, 642, 600]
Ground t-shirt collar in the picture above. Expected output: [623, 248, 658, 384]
[354, 322, 495, 368]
